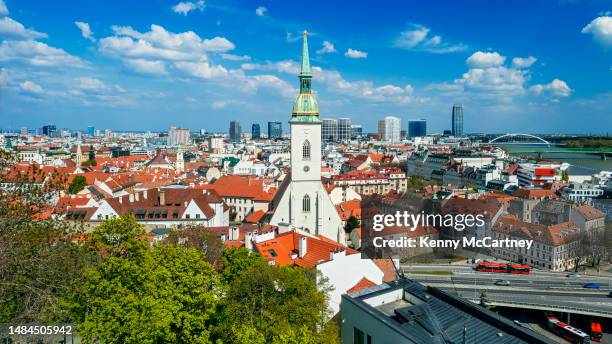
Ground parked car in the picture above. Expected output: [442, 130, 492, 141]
[583, 283, 599, 289]
[566, 273, 580, 278]
[495, 280, 511, 286]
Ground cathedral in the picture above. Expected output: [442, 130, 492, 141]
[270, 31, 344, 243]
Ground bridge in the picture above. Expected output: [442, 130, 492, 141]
[488, 133, 551, 146]
[402, 265, 612, 319]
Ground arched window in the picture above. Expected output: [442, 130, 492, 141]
[302, 140, 311, 160]
[302, 194, 310, 213]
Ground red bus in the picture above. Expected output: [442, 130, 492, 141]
[546, 315, 590, 344]
[475, 262, 531, 274]
[590, 320, 602, 342]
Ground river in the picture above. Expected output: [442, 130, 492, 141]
[504, 145, 612, 176]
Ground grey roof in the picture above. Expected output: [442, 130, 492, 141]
[345, 279, 556, 344]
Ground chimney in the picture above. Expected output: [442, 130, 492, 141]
[299, 236, 307, 258]
[159, 189, 165, 206]
[230, 226, 239, 241]
[244, 231, 254, 251]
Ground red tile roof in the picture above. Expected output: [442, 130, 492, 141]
[204, 175, 275, 202]
[347, 277, 377, 293]
[574, 205, 605, 221]
[244, 209, 266, 223]
[255, 231, 358, 268]
[513, 188, 558, 200]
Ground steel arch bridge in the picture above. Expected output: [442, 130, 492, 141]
[488, 133, 550, 145]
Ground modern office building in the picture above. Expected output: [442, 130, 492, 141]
[251, 123, 261, 139]
[42, 125, 56, 136]
[338, 118, 351, 142]
[341, 278, 556, 344]
[452, 104, 464, 137]
[381, 116, 401, 143]
[229, 121, 241, 142]
[168, 126, 190, 146]
[322, 118, 338, 142]
[350, 124, 363, 139]
[408, 119, 427, 138]
[20, 127, 28, 136]
[87, 126, 95, 137]
[267, 121, 282, 140]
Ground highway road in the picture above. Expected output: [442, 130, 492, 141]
[401, 264, 612, 317]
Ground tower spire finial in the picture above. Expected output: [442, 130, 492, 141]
[300, 29, 311, 76]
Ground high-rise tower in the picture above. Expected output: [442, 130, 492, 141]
[452, 104, 464, 137]
[270, 31, 343, 243]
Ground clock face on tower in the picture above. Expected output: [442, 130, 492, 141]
[303, 166, 310, 172]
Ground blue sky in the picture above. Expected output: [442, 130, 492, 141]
[0, 0, 610, 134]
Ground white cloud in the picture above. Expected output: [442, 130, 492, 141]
[19, 80, 43, 94]
[241, 59, 414, 104]
[581, 16, 612, 47]
[456, 66, 526, 94]
[0, 17, 47, 40]
[75, 21, 95, 42]
[123, 59, 168, 76]
[221, 53, 251, 61]
[317, 41, 336, 54]
[466, 51, 506, 68]
[99, 24, 235, 62]
[345, 48, 367, 58]
[172, 0, 205, 16]
[255, 6, 267, 17]
[0, 40, 84, 67]
[0, 0, 8, 16]
[394, 23, 467, 53]
[202, 36, 235, 52]
[174, 61, 229, 79]
[512, 56, 537, 68]
[75, 77, 107, 91]
[530, 79, 572, 97]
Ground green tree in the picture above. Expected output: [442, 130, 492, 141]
[67, 175, 87, 194]
[562, 169, 569, 183]
[344, 215, 360, 232]
[213, 264, 339, 344]
[0, 150, 91, 323]
[165, 226, 225, 270]
[71, 217, 221, 343]
[221, 246, 267, 284]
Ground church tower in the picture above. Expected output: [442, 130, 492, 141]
[270, 31, 344, 243]
[75, 142, 83, 166]
[176, 145, 185, 173]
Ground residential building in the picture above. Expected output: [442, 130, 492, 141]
[560, 182, 604, 203]
[381, 116, 401, 143]
[517, 163, 564, 187]
[168, 126, 190, 146]
[493, 215, 582, 271]
[451, 103, 463, 137]
[203, 175, 275, 222]
[208, 136, 224, 153]
[408, 119, 426, 138]
[569, 204, 605, 231]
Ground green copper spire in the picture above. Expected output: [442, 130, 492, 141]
[300, 30, 311, 76]
[292, 30, 319, 121]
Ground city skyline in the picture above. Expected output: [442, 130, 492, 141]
[1, 1, 611, 133]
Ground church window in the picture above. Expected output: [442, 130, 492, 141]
[302, 140, 311, 160]
[303, 194, 311, 213]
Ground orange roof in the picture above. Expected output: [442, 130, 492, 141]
[574, 205, 605, 221]
[255, 231, 357, 268]
[244, 209, 266, 223]
[335, 199, 361, 221]
[373, 259, 397, 282]
[347, 277, 377, 293]
[479, 192, 517, 203]
[204, 175, 275, 202]
[513, 188, 558, 200]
